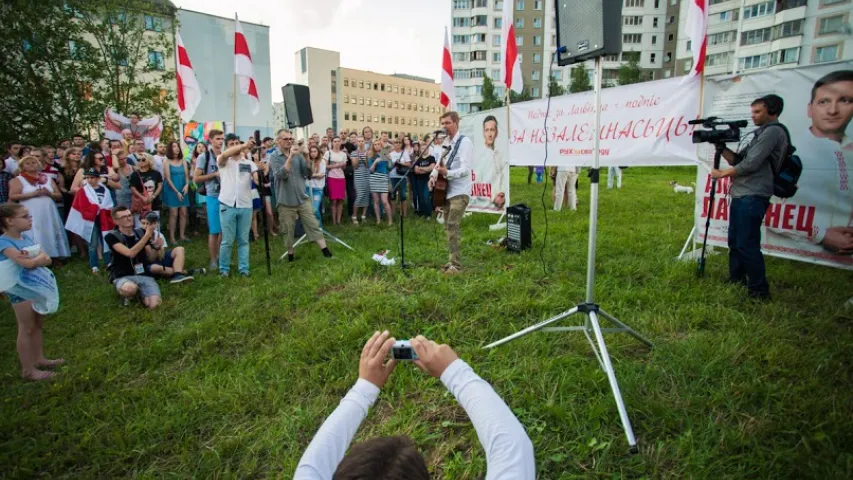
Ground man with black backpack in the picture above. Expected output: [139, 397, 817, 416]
[193, 129, 224, 271]
[711, 94, 788, 301]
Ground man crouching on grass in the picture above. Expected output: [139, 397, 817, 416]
[139, 213, 203, 283]
[105, 206, 161, 309]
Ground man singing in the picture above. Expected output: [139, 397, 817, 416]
[430, 111, 473, 274]
[711, 95, 789, 301]
[269, 130, 332, 262]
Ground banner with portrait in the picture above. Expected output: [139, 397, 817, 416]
[459, 107, 510, 213]
[695, 63, 853, 270]
[507, 75, 701, 167]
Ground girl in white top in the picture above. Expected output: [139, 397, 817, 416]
[325, 138, 348, 225]
[307, 146, 327, 228]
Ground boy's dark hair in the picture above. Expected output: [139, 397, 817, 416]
[112, 206, 131, 219]
[333, 436, 429, 480]
[751, 94, 784, 117]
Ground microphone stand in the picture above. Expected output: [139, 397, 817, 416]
[252, 145, 272, 277]
[389, 133, 432, 272]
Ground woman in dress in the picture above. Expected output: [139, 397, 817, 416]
[113, 148, 134, 209]
[368, 141, 393, 226]
[7, 156, 70, 259]
[306, 145, 327, 228]
[350, 136, 370, 223]
[162, 141, 190, 244]
[0, 204, 64, 381]
[325, 137, 347, 225]
[59, 148, 86, 258]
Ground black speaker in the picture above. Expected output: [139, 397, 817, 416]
[282, 84, 313, 128]
[507, 203, 531, 253]
[555, 0, 622, 66]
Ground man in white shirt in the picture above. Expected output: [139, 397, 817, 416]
[4, 141, 22, 175]
[430, 111, 473, 273]
[217, 135, 259, 277]
[293, 331, 535, 480]
[152, 142, 167, 175]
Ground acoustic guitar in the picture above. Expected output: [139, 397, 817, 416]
[432, 146, 452, 208]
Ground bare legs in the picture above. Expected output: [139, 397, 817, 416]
[331, 199, 344, 225]
[208, 233, 221, 267]
[117, 281, 161, 310]
[14, 301, 63, 381]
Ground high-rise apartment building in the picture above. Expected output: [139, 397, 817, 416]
[451, 0, 852, 111]
[451, 0, 667, 112]
[675, 0, 852, 77]
[292, 47, 443, 140]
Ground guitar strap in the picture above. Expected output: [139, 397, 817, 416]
[446, 134, 465, 171]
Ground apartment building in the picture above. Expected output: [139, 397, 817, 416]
[292, 47, 443, 140]
[451, 0, 667, 111]
[674, 0, 853, 77]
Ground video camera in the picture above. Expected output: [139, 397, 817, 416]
[689, 117, 748, 145]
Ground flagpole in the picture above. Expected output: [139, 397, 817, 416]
[232, 13, 238, 134]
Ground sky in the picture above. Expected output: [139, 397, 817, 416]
[175, 0, 452, 102]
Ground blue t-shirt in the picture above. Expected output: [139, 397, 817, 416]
[369, 156, 389, 175]
[0, 234, 35, 262]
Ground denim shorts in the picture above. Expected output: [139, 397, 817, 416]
[114, 275, 161, 299]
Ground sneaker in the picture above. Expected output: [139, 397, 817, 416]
[351, 216, 359, 225]
[170, 274, 194, 284]
[209, 261, 218, 271]
[91, 267, 99, 275]
[121, 297, 131, 307]
[240, 271, 250, 278]
[443, 265, 460, 275]
[188, 268, 207, 276]
[220, 271, 229, 278]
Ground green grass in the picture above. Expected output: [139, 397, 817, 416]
[2, 166, 852, 479]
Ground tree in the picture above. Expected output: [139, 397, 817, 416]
[617, 59, 643, 86]
[0, 0, 177, 144]
[70, 0, 177, 122]
[480, 76, 504, 110]
[509, 86, 532, 103]
[569, 65, 592, 93]
[0, 2, 103, 143]
[547, 77, 565, 97]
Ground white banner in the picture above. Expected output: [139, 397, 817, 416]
[508, 76, 701, 167]
[695, 63, 853, 270]
[459, 107, 510, 213]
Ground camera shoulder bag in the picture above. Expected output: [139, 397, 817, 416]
[764, 123, 802, 199]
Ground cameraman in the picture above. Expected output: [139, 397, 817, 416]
[294, 331, 535, 479]
[711, 94, 788, 301]
[105, 206, 161, 309]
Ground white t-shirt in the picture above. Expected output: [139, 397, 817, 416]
[325, 150, 347, 180]
[4, 157, 18, 175]
[152, 155, 166, 175]
[388, 150, 411, 179]
[431, 132, 474, 199]
[309, 159, 327, 189]
[218, 155, 258, 209]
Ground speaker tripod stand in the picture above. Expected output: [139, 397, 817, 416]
[278, 226, 355, 260]
[484, 56, 653, 452]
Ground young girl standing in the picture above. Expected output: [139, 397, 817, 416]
[0, 204, 63, 381]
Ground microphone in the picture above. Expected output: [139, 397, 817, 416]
[433, 128, 447, 135]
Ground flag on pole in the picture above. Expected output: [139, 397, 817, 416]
[234, 16, 259, 115]
[685, 0, 708, 78]
[175, 32, 201, 122]
[440, 27, 455, 111]
[501, 0, 523, 94]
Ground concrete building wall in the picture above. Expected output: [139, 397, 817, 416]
[177, 9, 274, 139]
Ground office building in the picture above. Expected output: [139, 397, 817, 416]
[292, 47, 443, 140]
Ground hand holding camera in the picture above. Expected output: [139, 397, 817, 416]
[359, 330, 398, 389]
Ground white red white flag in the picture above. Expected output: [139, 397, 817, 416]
[501, 0, 523, 94]
[176, 31, 201, 122]
[65, 184, 115, 251]
[234, 16, 259, 115]
[440, 27, 455, 111]
[685, 0, 708, 78]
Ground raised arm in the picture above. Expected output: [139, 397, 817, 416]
[411, 337, 535, 480]
[294, 331, 397, 479]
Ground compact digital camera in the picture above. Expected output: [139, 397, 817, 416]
[391, 340, 418, 361]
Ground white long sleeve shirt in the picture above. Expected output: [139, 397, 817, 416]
[293, 359, 536, 479]
[431, 132, 473, 200]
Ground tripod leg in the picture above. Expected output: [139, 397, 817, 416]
[598, 309, 654, 348]
[484, 307, 580, 349]
[588, 311, 638, 450]
[321, 229, 355, 251]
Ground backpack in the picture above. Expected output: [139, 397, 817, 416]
[195, 150, 217, 196]
[765, 123, 802, 199]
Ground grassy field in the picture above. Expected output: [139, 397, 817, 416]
[1, 166, 852, 479]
